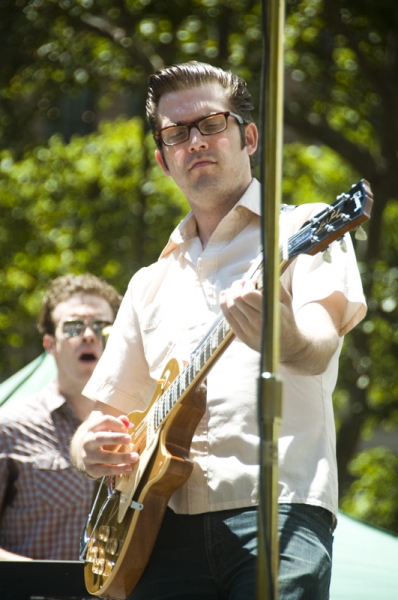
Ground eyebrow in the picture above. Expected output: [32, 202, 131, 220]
[168, 111, 222, 127]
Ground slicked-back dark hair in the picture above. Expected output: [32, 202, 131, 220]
[146, 61, 256, 167]
[37, 273, 122, 335]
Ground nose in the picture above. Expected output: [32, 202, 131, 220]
[188, 127, 209, 152]
[82, 324, 97, 340]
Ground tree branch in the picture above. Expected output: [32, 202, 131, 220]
[284, 105, 377, 178]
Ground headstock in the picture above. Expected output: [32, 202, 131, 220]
[286, 179, 373, 261]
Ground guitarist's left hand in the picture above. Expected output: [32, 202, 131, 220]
[219, 279, 345, 376]
[219, 279, 263, 352]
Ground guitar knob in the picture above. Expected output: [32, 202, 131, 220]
[98, 525, 111, 541]
[92, 558, 114, 576]
[323, 248, 332, 263]
[105, 538, 119, 556]
[355, 226, 367, 241]
[92, 558, 105, 575]
[86, 545, 99, 562]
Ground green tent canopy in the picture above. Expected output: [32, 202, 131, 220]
[1, 356, 397, 597]
[330, 511, 398, 599]
[0, 353, 57, 408]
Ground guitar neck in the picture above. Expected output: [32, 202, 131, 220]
[153, 316, 235, 429]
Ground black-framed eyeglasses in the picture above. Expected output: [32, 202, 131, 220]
[60, 319, 112, 338]
[155, 111, 244, 146]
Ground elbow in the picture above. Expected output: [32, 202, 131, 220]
[281, 336, 339, 376]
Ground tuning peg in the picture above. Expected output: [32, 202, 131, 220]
[339, 237, 347, 252]
[355, 226, 367, 241]
[323, 248, 332, 263]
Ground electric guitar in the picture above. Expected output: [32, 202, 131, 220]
[82, 179, 373, 600]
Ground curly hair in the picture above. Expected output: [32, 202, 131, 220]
[146, 61, 256, 168]
[37, 273, 122, 335]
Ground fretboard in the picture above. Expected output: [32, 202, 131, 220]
[153, 315, 234, 429]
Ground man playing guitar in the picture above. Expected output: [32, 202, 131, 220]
[71, 61, 367, 600]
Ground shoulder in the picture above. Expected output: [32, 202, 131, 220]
[127, 251, 181, 305]
[0, 389, 47, 429]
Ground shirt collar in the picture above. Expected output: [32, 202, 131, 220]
[159, 178, 261, 259]
[42, 380, 68, 413]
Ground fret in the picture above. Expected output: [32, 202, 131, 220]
[166, 388, 172, 412]
[183, 369, 190, 390]
[217, 323, 223, 345]
[160, 397, 165, 421]
[203, 340, 209, 362]
[175, 377, 182, 399]
[195, 352, 201, 373]
[224, 320, 231, 336]
[190, 360, 196, 381]
[211, 330, 218, 351]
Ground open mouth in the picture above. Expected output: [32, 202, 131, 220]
[79, 353, 97, 362]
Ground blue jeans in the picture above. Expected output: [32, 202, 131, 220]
[128, 503, 333, 600]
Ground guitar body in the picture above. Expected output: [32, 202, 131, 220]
[84, 358, 207, 599]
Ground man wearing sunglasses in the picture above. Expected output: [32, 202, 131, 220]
[0, 273, 121, 561]
[71, 62, 366, 599]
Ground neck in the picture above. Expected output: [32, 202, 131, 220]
[56, 380, 94, 422]
[192, 179, 252, 248]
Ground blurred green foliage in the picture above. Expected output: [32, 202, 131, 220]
[341, 447, 398, 532]
[0, 118, 188, 372]
[0, 0, 264, 153]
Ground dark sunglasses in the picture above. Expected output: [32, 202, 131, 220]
[61, 319, 112, 338]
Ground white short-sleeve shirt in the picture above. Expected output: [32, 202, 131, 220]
[83, 179, 366, 517]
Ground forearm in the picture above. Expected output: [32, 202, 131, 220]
[280, 293, 344, 376]
[280, 317, 339, 375]
[0, 547, 32, 561]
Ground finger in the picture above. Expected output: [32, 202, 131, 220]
[220, 285, 262, 329]
[82, 430, 135, 465]
[90, 414, 131, 434]
[118, 415, 135, 430]
[87, 431, 132, 447]
[88, 448, 139, 467]
[219, 293, 262, 353]
[82, 435, 140, 474]
[229, 280, 262, 312]
[86, 461, 138, 479]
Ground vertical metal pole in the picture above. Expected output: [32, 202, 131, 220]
[256, 0, 286, 598]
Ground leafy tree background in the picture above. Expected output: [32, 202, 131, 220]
[1, 0, 397, 533]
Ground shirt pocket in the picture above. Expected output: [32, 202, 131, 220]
[31, 453, 88, 511]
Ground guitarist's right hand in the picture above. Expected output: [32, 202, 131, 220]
[70, 402, 140, 480]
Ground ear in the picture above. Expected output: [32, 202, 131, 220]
[155, 149, 171, 177]
[244, 123, 259, 157]
[43, 334, 56, 356]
